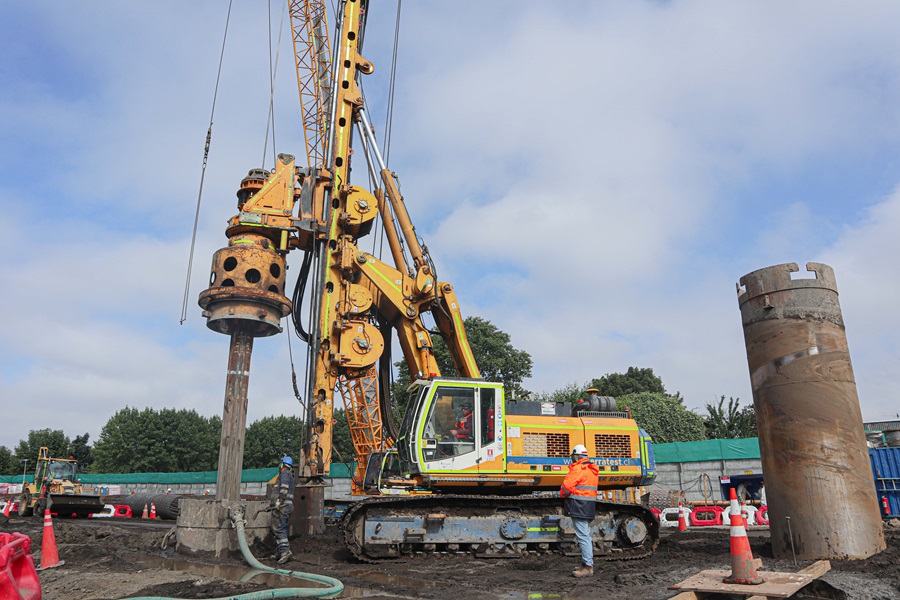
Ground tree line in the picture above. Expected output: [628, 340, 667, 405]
[0, 409, 355, 476]
[0, 317, 756, 475]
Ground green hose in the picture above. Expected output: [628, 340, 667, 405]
[126, 505, 344, 600]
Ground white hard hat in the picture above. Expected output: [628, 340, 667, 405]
[572, 444, 588, 456]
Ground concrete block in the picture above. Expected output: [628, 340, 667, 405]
[176, 498, 272, 558]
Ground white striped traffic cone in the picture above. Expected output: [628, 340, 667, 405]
[723, 488, 762, 585]
[38, 509, 64, 570]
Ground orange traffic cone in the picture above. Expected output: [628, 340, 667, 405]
[2, 501, 10, 518]
[723, 488, 763, 585]
[149, 503, 157, 519]
[677, 501, 688, 531]
[740, 500, 749, 529]
[141, 503, 149, 519]
[38, 509, 64, 570]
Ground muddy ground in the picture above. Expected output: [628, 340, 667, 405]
[2, 515, 898, 600]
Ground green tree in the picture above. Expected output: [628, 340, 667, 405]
[243, 415, 306, 469]
[529, 381, 591, 404]
[617, 392, 706, 443]
[68, 433, 93, 472]
[14, 429, 71, 465]
[703, 396, 757, 439]
[92, 407, 220, 473]
[591, 367, 667, 397]
[0, 445, 17, 475]
[392, 316, 533, 419]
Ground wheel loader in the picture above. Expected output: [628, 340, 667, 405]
[18, 447, 104, 518]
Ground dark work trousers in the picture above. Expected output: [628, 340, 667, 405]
[272, 502, 294, 556]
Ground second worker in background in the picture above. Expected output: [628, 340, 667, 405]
[560, 444, 599, 578]
[271, 455, 296, 564]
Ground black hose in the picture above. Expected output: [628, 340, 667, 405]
[376, 313, 399, 442]
[291, 250, 314, 343]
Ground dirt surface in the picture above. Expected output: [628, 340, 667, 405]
[2, 515, 898, 600]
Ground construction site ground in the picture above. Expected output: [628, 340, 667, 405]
[2, 515, 898, 600]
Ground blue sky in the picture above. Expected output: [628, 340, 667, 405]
[1, 1, 899, 450]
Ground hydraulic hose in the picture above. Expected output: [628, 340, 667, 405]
[125, 505, 344, 600]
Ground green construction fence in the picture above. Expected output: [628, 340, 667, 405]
[0, 462, 355, 485]
[653, 437, 760, 464]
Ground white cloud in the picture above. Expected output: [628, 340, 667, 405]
[824, 188, 900, 421]
[2, 0, 900, 451]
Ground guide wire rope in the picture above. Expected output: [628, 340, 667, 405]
[382, 0, 402, 165]
[261, 0, 289, 169]
[179, 0, 234, 325]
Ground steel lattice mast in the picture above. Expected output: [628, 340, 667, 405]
[290, 0, 332, 168]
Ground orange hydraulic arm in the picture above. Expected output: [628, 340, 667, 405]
[287, 0, 479, 491]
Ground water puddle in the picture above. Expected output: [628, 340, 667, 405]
[135, 555, 391, 597]
[347, 568, 442, 588]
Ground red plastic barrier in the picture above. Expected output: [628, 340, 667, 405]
[114, 505, 132, 518]
[756, 505, 769, 526]
[689, 505, 724, 527]
[0, 532, 41, 600]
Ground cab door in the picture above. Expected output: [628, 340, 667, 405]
[477, 385, 505, 473]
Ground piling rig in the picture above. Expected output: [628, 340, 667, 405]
[199, 0, 660, 560]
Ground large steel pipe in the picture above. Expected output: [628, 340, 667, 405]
[736, 262, 885, 559]
[115, 493, 181, 520]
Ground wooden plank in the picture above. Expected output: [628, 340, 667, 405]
[796, 560, 831, 579]
[669, 568, 819, 598]
[667, 593, 703, 600]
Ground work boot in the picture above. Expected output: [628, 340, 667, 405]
[572, 564, 593, 578]
[277, 550, 293, 564]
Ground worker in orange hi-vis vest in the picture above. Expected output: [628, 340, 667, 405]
[560, 444, 599, 578]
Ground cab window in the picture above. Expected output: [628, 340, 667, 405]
[421, 386, 476, 462]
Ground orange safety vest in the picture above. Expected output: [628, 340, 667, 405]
[560, 457, 599, 520]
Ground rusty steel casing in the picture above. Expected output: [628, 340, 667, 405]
[737, 262, 885, 560]
[199, 234, 291, 338]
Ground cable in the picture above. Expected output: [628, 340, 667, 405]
[261, 0, 289, 169]
[179, 0, 234, 325]
[290, 250, 314, 342]
[285, 317, 306, 414]
[382, 0, 401, 165]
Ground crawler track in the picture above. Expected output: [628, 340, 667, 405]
[342, 494, 659, 563]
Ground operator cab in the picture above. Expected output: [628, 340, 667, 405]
[47, 460, 76, 481]
[396, 378, 504, 478]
